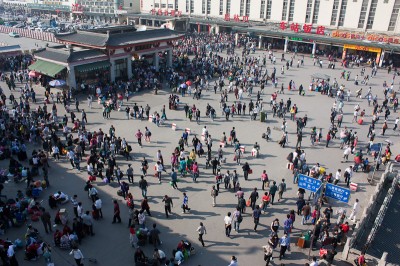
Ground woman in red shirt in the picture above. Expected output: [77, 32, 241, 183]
[261, 192, 271, 213]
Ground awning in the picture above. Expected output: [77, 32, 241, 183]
[75, 61, 110, 73]
[28, 60, 66, 78]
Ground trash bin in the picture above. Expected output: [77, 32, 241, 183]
[260, 111, 267, 122]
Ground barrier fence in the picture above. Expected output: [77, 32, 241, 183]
[0, 25, 59, 43]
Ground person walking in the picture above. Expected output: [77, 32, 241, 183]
[181, 193, 191, 213]
[224, 212, 232, 237]
[211, 185, 218, 207]
[126, 164, 134, 183]
[162, 195, 173, 218]
[170, 168, 178, 189]
[196, 222, 207, 247]
[348, 199, 360, 222]
[252, 205, 262, 231]
[232, 207, 242, 232]
[135, 129, 143, 147]
[263, 241, 274, 265]
[69, 247, 84, 266]
[112, 200, 121, 224]
[261, 170, 269, 191]
[138, 175, 148, 198]
[40, 208, 52, 234]
[141, 196, 152, 216]
[94, 196, 103, 218]
[249, 187, 259, 210]
[269, 181, 278, 205]
[278, 179, 287, 201]
[278, 233, 290, 260]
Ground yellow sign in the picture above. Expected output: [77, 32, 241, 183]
[343, 44, 381, 53]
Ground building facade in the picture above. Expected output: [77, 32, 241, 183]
[140, 0, 400, 34]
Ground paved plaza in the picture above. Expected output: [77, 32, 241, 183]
[2, 34, 399, 266]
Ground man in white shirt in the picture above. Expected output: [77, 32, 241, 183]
[94, 197, 103, 218]
[394, 117, 399, 131]
[224, 212, 232, 237]
[348, 199, 360, 222]
[334, 169, 342, 185]
[344, 166, 353, 187]
[67, 150, 75, 169]
[342, 146, 352, 162]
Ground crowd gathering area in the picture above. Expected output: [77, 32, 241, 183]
[0, 32, 398, 266]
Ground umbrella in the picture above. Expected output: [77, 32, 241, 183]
[49, 79, 66, 87]
[28, 71, 40, 78]
[186, 80, 192, 86]
[311, 73, 330, 80]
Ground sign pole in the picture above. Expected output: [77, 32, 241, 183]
[308, 184, 324, 260]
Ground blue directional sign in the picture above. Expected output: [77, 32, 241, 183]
[370, 143, 382, 153]
[298, 174, 322, 193]
[325, 183, 350, 203]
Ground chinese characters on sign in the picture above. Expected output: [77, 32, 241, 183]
[224, 14, 249, 22]
[325, 183, 350, 203]
[298, 175, 322, 193]
[151, 9, 182, 17]
[280, 21, 325, 35]
[332, 30, 400, 44]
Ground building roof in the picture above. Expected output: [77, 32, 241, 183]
[0, 45, 22, 53]
[34, 47, 106, 63]
[55, 28, 184, 48]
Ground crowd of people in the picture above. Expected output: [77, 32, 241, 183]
[0, 30, 397, 266]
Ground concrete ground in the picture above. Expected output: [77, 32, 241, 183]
[1, 33, 399, 266]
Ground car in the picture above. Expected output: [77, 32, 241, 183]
[8, 32, 20, 38]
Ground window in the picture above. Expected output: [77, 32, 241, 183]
[384, 0, 389, 3]
[175, 0, 178, 11]
[168, 4, 173, 9]
[366, 0, 378, 29]
[154, 3, 159, 8]
[207, 0, 211, 14]
[281, 0, 288, 20]
[161, 4, 166, 8]
[388, 0, 400, 31]
[245, 0, 251, 16]
[260, 0, 266, 18]
[312, 0, 320, 24]
[288, 0, 295, 22]
[226, 0, 231, 14]
[357, 0, 369, 28]
[186, 0, 189, 12]
[330, 0, 339, 25]
[130, 3, 132, 7]
[338, 0, 347, 26]
[190, 0, 194, 13]
[202, 0, 205, 14]
[240, 0, 245, 16]
[266, 0, 272, 19]
[219, 0, 223, 15]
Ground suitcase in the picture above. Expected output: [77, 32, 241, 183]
[297, 237, 306, 248]
[287, 162, 294, 170]
[358, 118, 363, 125]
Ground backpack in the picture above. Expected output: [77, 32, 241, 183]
[237, 213, 243, 223]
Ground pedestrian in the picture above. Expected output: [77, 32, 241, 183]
[82, 211, 94, 236]
[211, 185, 218, 207]
[269, 181, 277, 204]
[224, 212, 232, 237]
[196, 222, 207, 247]
[94, 196, 103, 218]
[242, 162, 250, 180]
[69, 247, 84, 266]
[135, 129, 143, 147]
[263, 241, 274, 265]
[40, 208, 52, 234]
[162, 195, 173, 218]
[138, 175, 148, 198]
[301, 202, 311, 225]
[170, 168, 178, 189]
[252, 205, 262, 231]
[126, 164, 134, 183]
[249, 187, 259, 210]
[149, 223, 162, 248]
[261, 170, 269, 191]
[141, 196, 152, 216]
[334, 169, 341, 185]
[348, 199, 360, 222]
[278, 233, 290, 260]
[71, 195, 79, 218]
[232, 207, 242, 232]
[181, 192, 191, 213]
[112, 200, 121, 224]
[228, 255, 238, 266]
[278, 179, 287, 201]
